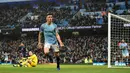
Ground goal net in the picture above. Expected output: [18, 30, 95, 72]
[108, 13, 130, 68]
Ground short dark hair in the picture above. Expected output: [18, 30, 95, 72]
[46, 12, 53, 16]
[29, 50, 34, 53]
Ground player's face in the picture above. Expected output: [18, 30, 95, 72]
[29, 51, 33, 56]
[46, 15, 53, 22]
[122, 40, 125, 43]
[20, 43, 24, 46]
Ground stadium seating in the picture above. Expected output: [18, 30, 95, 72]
[0, 0, 129, 27]
[0, 0, 130, 64]
[0, 36, 107, 64]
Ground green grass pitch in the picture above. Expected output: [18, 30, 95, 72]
[0, 64, 130, 73]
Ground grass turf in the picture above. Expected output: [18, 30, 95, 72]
[0, 64, 130, 73]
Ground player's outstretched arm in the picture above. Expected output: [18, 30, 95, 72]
[119, 46, 125, 50]
[56, 33, 64, 47]
[38, 32, 42, 49]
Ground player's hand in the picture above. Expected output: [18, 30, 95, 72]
[60, 42, 64, 47]
[28, 60, 32, 64]
[38, 43, 42, 49]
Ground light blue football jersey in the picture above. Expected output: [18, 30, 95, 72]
[40, 23, 58, 44]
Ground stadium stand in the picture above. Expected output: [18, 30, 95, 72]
[0, 0, 130, 64]
[0, 35, 107, 64]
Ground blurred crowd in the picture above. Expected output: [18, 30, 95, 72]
[0, 6, 28, 27]
[22, 7, 73, 28]
[0, 0, 130, 28]
[0, 35, 107, 64]
[62, 36, 107, 63]
[70, 14, 108, 26]
[0, 0, 130, 64]
[0, 0, 128, 28]
[84, 3, 106, 12]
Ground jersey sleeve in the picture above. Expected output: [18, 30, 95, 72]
[119, 44, 122, 49]
[119, 43, 128, 49]
[119, 43, 123, 49]
[126, 43, 128, 48]
[40, 24, 44, 32]
[54, 24, 59, 33]
[32, 55, 38, 63]
[28, 55, 37, 61]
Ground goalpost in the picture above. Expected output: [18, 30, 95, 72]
[108, 13, 130, 68]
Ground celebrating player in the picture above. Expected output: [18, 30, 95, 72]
[119, 39, 129, 66]
[38, 13, 64, 70]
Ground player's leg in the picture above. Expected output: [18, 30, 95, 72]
[126, 56, 129, 66]
[30, 62, 37, 67]
[126, 52, 129, 66]
[4, 57, 8, 64]
[52, 44, 60, 70]
[122, 51, 127, 66]
[20, 59, 29, 67]
[44, 48, 49, 55]
[125, 50, 129, 66]
[54, 52, 60, 70]
[13, 60, 28, 67]
[21, 61, 33, 67]
[122, 56, 127, 66]
[44, 43, 53, 63]
[26, 61, 37, 67]
[48, 48, 54, 63]
[26, 63, 32, 67]
[122, 50, 129, 66]
[13, 57, 25, 67]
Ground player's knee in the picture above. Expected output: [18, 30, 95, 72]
[126, 56, 129, 58]
[44, 51, 49, 55]
[54, 52, 59, 57]
[44, 48, 49, 54]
